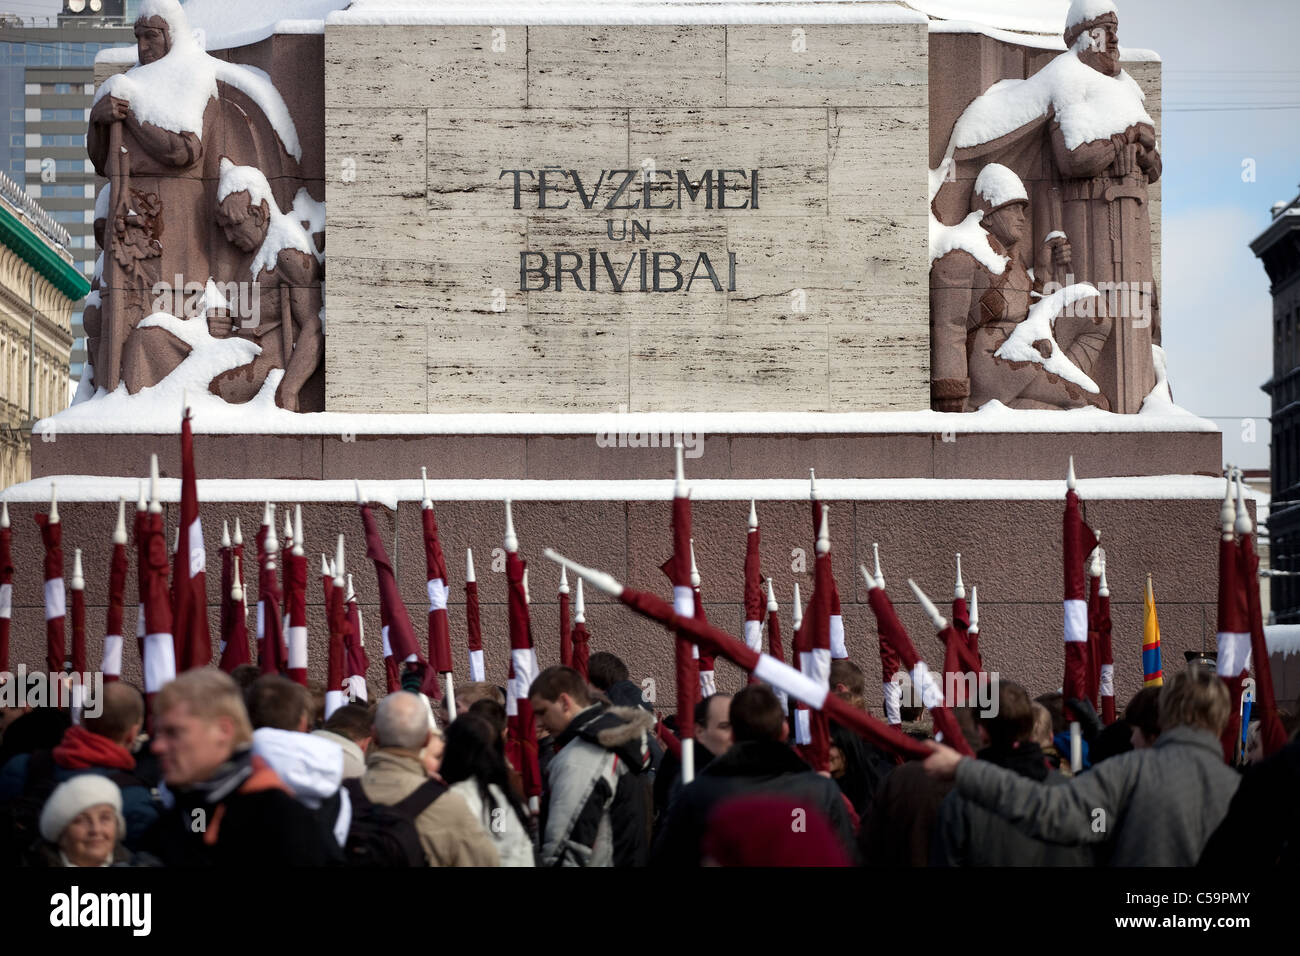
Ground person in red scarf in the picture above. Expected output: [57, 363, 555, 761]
[0, 682, 158, 848]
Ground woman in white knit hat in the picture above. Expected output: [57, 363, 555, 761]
[34, 775, 152, 867]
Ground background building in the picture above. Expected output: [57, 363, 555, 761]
[1254, 191, 1300, 622]
[0, 9, 132, 391]
[0, 168, 89, 487]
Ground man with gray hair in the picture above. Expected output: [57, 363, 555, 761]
[351, 692, 499, 866]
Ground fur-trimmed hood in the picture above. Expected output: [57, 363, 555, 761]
[557, 705, 655, 774]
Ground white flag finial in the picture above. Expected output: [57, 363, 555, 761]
[335, 533, 345, 583]
[1099, 549, 1109, 597]
[222, 519, 231, 549]
[908, 578, 948, 632]
[320, 553, 329, 577]
[233, 516, 243, 547]
[345, 572, 356, 604]
[1067, 455, 1077, 491]
[354, 480, 365, 506]
[815, 504, 830, 557]
[49, 481, 58, 524]
[791, 581, 803, 631]
[293, 504, 304, 558]
[466, 548, 476, 583]
[859, 564, 878, 591]
[136, 480, 146, 513]
[421, 466, 431, 510]
[112, 497, 127, 545]
[689, 538, 700, 588]
[765, 576, 778, 612]
[265, 508, 279, 554]
[748, 499, 758, 532]
[1234, 471, 1253, 536]
[232, 553, 244, 602]
[674, 442, 687, 498]
[872, 542, 885, 591]
[542, 549, 624, 599]
[148, 454, 160, 514]
[809, 467, 818, 501]
[968, 585, 980, 634]
[559, 565, 569, 596]
[574, 576, 586, 623]
[283, 509, 294, 551]
[954, 553, 965, 599]
[1220, 467, 1236, 536]
[71, 548, 84, 590]
[0, 500, 8, 529]
[262, 501, 272, 528]
[504, 499, 517, 553]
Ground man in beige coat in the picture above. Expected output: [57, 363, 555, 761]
[359, 692, 499, 867]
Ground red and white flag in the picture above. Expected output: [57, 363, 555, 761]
[911, 579, 983, 709]
[220, 550, 250, 675]
[1062, 458, 1098, 717]
[420, 470, 454, 704]
[659, 446, 698, 783]
[952, 553, 969, 637]
[344, 573, 368, 702]
[572, 577, 590, 681]
[101, 499, 129, 682]
[811, 473, 847, 660]
[258, 512, 286, 677]
[358, 484, 429, 692]
[0, 501, 13, 676]
[872, 545, 904, 726]
[763, 578, 787, 712]
[325, 535, 349, 720]
[1096, 557, 1115, 725]
[1217, 476, 1250, 759]
[558, 566, 572, 669]
[793, 507, 833, 772]
[254, 502, 272, 660]
[465, 549, 484, 682]
[689, 539, 716, 698]
[142, 457, 177, 698]
[35, 484, 66, 676]
[171, 405, 211, 672]
[69, 547, 86, 721]
[743, 501, 763, 681]
[503, 500, 542, 808]
[133, 484, 147, 669]
[1086, 544, 1103, 709]
[285, 506, 309, 687]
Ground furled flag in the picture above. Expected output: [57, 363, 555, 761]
[0, 501, 13, 675]
[255, 502, 272, 664]
[171, 403, 211, 672]
[69, 548, 86, 719]
[325, 535, 349, 721]
[911, 578, 983, 709]
[420, 469, 454, 707]
[1097, 552, 1115, 725]
[1086, 542, 1103, 708]
[1233, 472, 1288, 757]
[358, 484, 429, 692]
[142, 456, 177, 698]
[258, 510, 286, 677]
[1063, 457, 1099, 714]
[34, 483, 66, 676]
[1142, 574, 1163, 688]
[743, 501, 763, 682]
[952, 553, 970, 637]
[1216, 474, 1251, 760]
[133, 482, 147, 667]
[862, 561, 973, 756]
[344, 573, 369, 702]
[764, 579, 787, 712]
[286, 506, 309, 687]
[872, 544, 904, 726]
[218, 521, 233, 665]
[793, 507, 834, 772]
[559, 566, 573, 669]
[221, 551, 250, 675]
[465, 549, 485, 682]
[689, 539, 716, 698]
[545, 549, 933, 763]
[572, 577, 590, 681]
[503, 500, 542, 809]
[659, 445, 699, 784]
[101, 498, 129, 683]
[810, 472, 848, 660]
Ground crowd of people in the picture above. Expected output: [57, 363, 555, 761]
[0, 649, 1296, 867]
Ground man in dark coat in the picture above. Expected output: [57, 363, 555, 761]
[652, 685, 856, 866]
[143, 669, 338, 866]
[1200, 735, 1300, 867]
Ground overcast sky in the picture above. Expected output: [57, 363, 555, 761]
[9, 0, 1291, 470]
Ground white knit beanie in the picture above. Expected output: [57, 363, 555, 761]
[38, 775, 125, 844]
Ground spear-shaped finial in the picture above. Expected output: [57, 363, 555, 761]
[1099, 549, 1109, 598]
[1234, 470, 1253, 536]
[320, 553, 330, 577]
[968, 585, 980, 634]
[293, 504, 304, 557]
[859, 564, 878, 590]
[232, 553, 244, 603]
[673, 442, 688, 498]
[574, 576, 586, 623]
[136, 480, 146, 514]
[504, 499, 517, 553]
[1067, 455, 1077, 492]
[809, 467, 819, 501]
[466, 548, 476, 583]
[354, 480, 365, 506]
[49, 481, 58, 524]
[872, 542, 885, 591]
[335, 533, 345, 583]
[748, 499, 758, 532]
[345, 572, 356, 603]
[908, 578, 948, 632]
[421, 466, 431, 510]
[558, 565, 569, 596]
[765, 576, 778, 612]
[791, 581, 803, 631]
[265, 507, 279, 556]
[689, 538, 700, 588]
[112, 497, 126, 545]
[283, 509, 294, 552]
[1220, 466, 1236, 536]
[233, 516, 242, 547]
[815, 504, 830, 557]
[954, 552, 965, 599]
[0, 500, 8, 529]
[542, 549, 623, 599]
[262, 501, 273, 528]
[222, 519, 231, 549]
[71, 547, 84, 590]
[148, 455, 161, 514]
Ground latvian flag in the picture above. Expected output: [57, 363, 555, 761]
[465, 549, 485, 682]
[35, 487, 66, 676]
[1062, 464, 1098, 713]
[102, 501, 129, 682]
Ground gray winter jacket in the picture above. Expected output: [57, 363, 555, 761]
[954, 725, 1241, 866]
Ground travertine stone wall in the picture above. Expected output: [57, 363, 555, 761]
[324, 22, 931, 412]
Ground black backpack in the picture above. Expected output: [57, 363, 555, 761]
[341, 777, 446, 867]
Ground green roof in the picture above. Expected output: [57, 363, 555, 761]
[0, 202, 90, 301]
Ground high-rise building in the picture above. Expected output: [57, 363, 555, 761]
[0, 12, 134, 392]
[0, 168, 90, 488]
[1254, 191, 1300, 622]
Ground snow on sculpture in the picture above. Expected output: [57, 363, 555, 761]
[84, 0, 324, 411]
[929, 0, 1161, 414]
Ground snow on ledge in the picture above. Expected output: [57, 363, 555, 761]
[926, 18, 1158, 60]
[326, 1, 929, 27]
[35, 400, 1219, 437]
[1266, 625, 1300, 659]
[0, 475, 1257, 511]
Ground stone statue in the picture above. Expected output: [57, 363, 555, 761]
[931, 164, 1110, 411]
[930, 0, 1161, 413]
